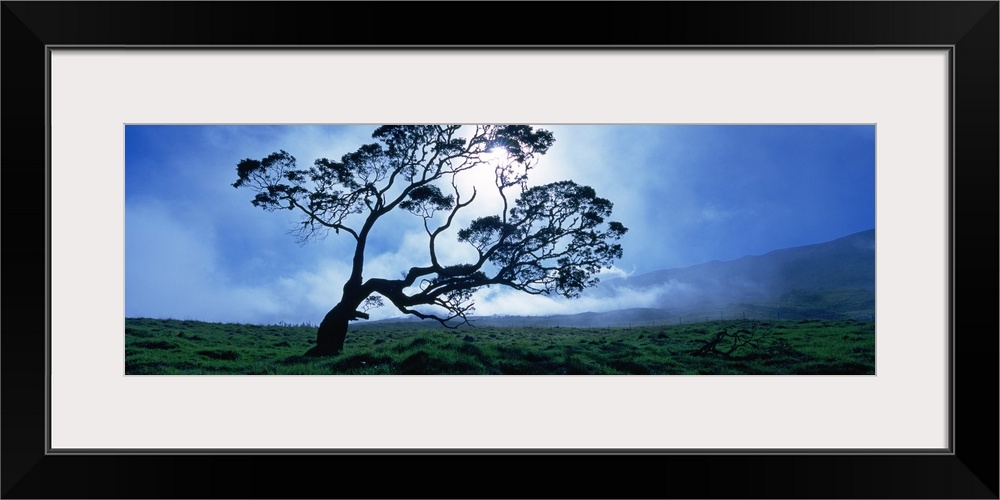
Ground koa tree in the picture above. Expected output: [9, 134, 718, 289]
[234, 125, 628, 356]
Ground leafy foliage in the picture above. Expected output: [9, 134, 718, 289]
[233, 125, 627, 329]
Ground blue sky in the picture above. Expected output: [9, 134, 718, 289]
[125, 124, 875, 324]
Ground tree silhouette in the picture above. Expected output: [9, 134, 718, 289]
[234, 125, 628, 356]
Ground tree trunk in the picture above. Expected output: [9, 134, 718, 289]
[305, 303, 352, 356]
[304, 301, 372, 357]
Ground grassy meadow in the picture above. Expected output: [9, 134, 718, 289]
[125, 317, 875, 375]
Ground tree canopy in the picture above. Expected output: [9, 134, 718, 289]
[234, 125, 627, 354]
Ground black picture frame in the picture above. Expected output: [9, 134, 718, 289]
[3, 2, 996, 498]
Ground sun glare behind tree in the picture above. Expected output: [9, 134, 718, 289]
[232, 125, 628, 356]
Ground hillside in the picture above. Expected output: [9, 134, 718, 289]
[356, 229, 876, 329]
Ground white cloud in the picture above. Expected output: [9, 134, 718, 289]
[468, 280, 685, 318]
[127, 125, 673, 325]
[126, 200, 356, 325]
[595, 264, 632, 281]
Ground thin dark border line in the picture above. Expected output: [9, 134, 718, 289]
[47, 47, 951, 456]
[44, 44, 955, 50]
[50, 448, 951, 456]
[947, 45, 956, 456]
[873, 124, 879, 380]
[123, 122, 882, 126]
[45, 45, 54, 457]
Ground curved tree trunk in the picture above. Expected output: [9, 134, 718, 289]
[305, 304, 352, 356]
[304, 301, 371, 357]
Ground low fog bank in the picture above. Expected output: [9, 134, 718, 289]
[362, 228, 876, 328]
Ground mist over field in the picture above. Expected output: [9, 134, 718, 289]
[125, 124, 875, 326]
[363, 228, 876, 328]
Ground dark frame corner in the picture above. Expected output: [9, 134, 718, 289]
[3, 2, 997, 498]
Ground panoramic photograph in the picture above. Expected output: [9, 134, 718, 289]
[125, 124, 875, 375]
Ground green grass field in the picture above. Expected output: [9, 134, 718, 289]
[125, 317, 875, 375]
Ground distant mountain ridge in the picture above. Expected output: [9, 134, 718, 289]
[357, 229, 876, 329]
[597, 228, 875, 300]
[573, 228, 876, 324]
